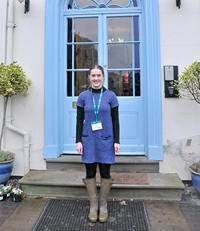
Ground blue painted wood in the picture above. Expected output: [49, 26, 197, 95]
[63, 10, 145, 155]
[143, 0, 163, 160]
[44, 0, 163, 160]
[44, 0, 67, 158]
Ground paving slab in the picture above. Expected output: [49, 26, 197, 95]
[0, 198, 48, 231]
[145, 201, 190, 231]
[179, 202, 200, 231]
[1, 197, 200, 231]
[0, 198, 19, 226]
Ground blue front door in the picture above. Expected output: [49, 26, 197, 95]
[63, 8, 145, 154]
[44, 0, 163, 160]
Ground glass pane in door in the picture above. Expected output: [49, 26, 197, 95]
[74, 18, 98, 42]
[107, 15, 141, 97]
[75, 71, 89, 96]
[135, 71, 140, 96]
[67, 17, 98, 97]
[108, 44, 132, 68]
[75, 0, 96, 8]
[108, 71, 133, 96]
[108, 17, 132, 42]
[74, 44, 98, 69]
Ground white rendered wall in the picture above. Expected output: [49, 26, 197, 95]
[3, 0, 46, 175]
[0, 0, 7, 63]
[0, 0, 8, 149]
[159, 0, 200, 180]
[1, 0, 200, 179]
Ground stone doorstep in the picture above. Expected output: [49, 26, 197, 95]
[19, 170, 184, 201]
[19, 170, 184, 187]
[46, 155, 160, 173]
[46, 155, 159, 164]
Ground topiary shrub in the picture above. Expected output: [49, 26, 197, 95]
[174, 61, 200, 175]
[174, 61, 200, 104]
[0, 62, 32, 151]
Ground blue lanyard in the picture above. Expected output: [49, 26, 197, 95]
[90, 88, 103, 121]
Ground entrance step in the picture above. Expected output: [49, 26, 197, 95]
[46, 155, 159, 173]
[19, 170, 184, 201]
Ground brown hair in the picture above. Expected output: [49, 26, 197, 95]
[88, 65, 104, 76]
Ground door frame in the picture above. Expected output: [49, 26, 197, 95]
[44, 0, 163, 160]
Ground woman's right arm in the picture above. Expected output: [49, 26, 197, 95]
[76, 106, 84, 155]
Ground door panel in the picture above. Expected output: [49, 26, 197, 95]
[63, 13, 145, 155]
[105, 14, 144, 154]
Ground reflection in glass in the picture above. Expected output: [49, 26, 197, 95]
[135, 71, 140, 96]
[74, 44, 98, 69]
[108, 44, 132, 69]
[134, 43, 140, 68]
[108, 71, 133, 96]
[108, 17, 132, 42]
[75, 71, 89, 96]
[67, 45, 72, 69]
[74, 18, 98, 42]
[133, 0, 138, 7]
[68, 18, 72, 42]
[133, 16, 139, 41]
[67, 72, 72, 96]
[109, 0, 132, 7]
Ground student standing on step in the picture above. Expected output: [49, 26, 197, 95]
[76, 65, 120, 223]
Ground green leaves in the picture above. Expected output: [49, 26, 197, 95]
[0, 151, 15, 162]
[0, 62, 32, 97]
[0, 62, 32, 151]
[174, 61, 200, 104]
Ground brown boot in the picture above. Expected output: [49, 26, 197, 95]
[99, 178, 113, 223]
[83, 178, 98, 222]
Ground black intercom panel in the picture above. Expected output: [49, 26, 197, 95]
[164, 65, 179, 98]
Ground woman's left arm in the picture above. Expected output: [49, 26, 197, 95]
[111, 106, 120, 153]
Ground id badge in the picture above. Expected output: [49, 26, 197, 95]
[91, 121, 103, 131]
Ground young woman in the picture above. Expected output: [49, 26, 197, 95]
[76, 65, 120, 223]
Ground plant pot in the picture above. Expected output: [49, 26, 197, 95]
[189, 167, 200, 196]
[0, 194, 7, 201]
[0, 159, 14, 184]
[12, 194, 22, 202]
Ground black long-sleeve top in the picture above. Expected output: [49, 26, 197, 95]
[76, 87, 120, 144]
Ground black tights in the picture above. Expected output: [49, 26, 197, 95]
[85, 163, 111, 179]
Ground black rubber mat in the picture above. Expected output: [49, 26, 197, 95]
[32, 199, 151, 231]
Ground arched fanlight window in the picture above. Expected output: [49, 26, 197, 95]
[69, 0, 140, 9]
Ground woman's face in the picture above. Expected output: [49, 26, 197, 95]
[88, 68, 105, 89]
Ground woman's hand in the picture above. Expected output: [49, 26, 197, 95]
[114, 143, 120, 153]
[76, 142, 83, 155]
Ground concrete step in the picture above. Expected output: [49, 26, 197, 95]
[19, 170, 184, 201]
[46, 155, 159, 173]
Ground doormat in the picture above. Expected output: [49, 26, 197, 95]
[32, 199, 151, 231]
[96, 172, 149, 185]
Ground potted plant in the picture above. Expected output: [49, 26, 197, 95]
[0, 62, 31, 184]
[1, 185, 12, 198]
[0, 151, 15, 184]
[11, 187, 24, 202]
[189, 161, 200, 195]
[174, 61, 200, 195]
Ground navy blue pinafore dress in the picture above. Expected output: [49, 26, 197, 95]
[77, 88, 119, 164]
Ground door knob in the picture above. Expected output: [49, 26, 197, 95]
[72, 101, 77, 109]
[104, 64, 107, 67]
